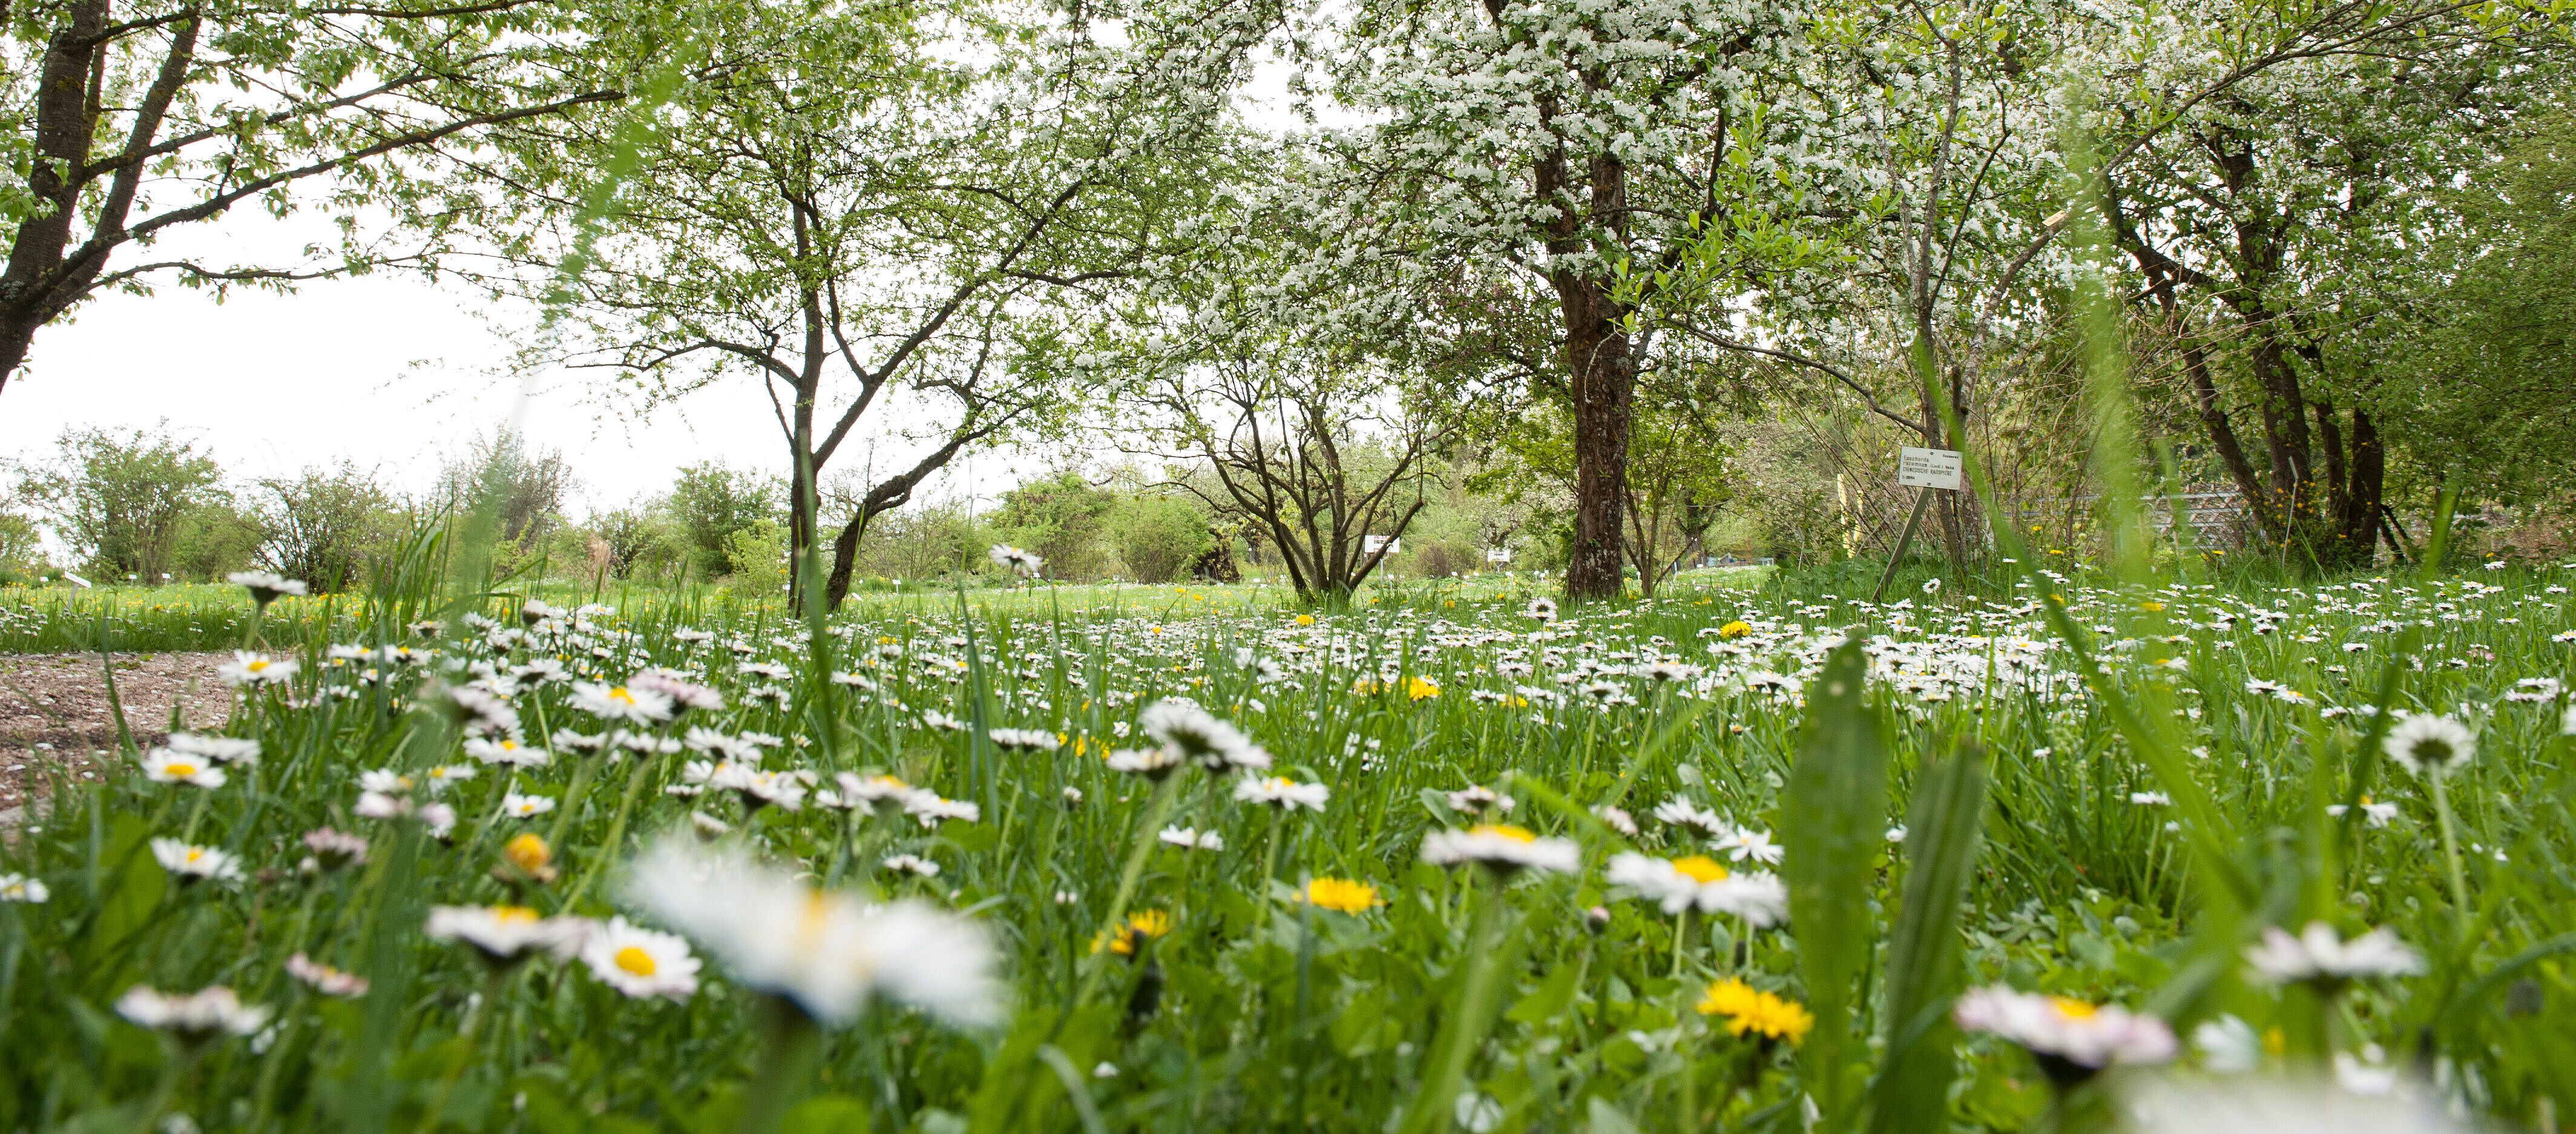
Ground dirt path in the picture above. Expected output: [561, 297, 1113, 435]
[0, 651, 235, 820]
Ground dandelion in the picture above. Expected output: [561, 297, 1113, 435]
[284, 954, 369, 998]
[570, 681, 675, 725]
[1298, 877, 1380, 914]
[1233, 775, 1330, 811]
[1717, 620, 1752, 639]
[2241, 922, 2422, 986]
[425, 905, 586, 966]
[116, 986, 271, 1041]
[140, 748, 228, 789]
[1421, 825, 1579, 876]
[1952, 986, 2176, 1080]
[580, 917, 700, 1001]
[501, 833, 554, 880]
[1696, 979, 1814, 1044]
[151, 839, 243, 884]
[626, 838, 1000, 1026]
[218, 651, 297, 688]
[226, 571, 307, 605]
[2384, 713, 2475, 777]
[1095, 910, 1175, 957]
[0, 873, 48, 903]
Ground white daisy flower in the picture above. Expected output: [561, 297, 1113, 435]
[226, 570, 308, 604]
[1139, 699, 1268, 770]
[166, 733, 260, 764]
[1591, 805, 1638, 837]
[140, 748, 228, 789]
[218, 651, 298, 687]
[1525, 597, 1559, 622]
[580, 917, 700, 1001]
[424, 905, 588, 964]
[902, 793, 978, 828]
[1105, 747, 1188, 780]
[1420, 825, 1579, 875]
[570, 681, 675, 724]
[151, 839, 243, 883]
[464, 737, 550, 768]
[987, 727, 1059, 751]
[1446, 785, 1515, 816]
[881, 854, 942, 877]
[1652, 799, 1730, 839]
[0, 873, 48, 903]
[1603, 852, 1789, 925]
[116, 985, 271, 1039]
[284, 953, 370, 998]
[1715, 826, 1782, 866]
[2241, 922, 2422, 984]
[1952, 986, 2176, 1069]
[625, 838, 1000, 1026]
[1233, 775, 1330, 811]
[502, 793, 557, 819]
[1158, 825, 1226, 851]
[2383, 713, 2475, 778]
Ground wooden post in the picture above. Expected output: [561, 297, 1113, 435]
[1871, 487, 1935, 604]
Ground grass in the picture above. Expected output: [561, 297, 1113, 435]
[1, 553, 2570, 1134]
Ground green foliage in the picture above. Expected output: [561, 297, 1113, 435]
[1109, 495, 1214, 584]
[1782, 641, 1889, 1132]
[254, 461, 401, 593]
[669, 463, 783, 580]
[994, 472, 1119, 581]
[723, 519, 790, 598]
[15, 425, 223, 581]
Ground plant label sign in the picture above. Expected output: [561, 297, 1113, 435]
[1898, 447, 1963, 490]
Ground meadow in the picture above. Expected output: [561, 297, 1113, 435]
[1, 550, 2570, 1134]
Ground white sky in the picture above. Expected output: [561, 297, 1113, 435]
[1, 41, 1328, 524]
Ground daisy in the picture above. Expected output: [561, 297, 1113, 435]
[881, 854, 942, 877]
[424, 905, 587, 966]
[285, 953, 370, 997]
[439, 685, 523, 740]
[0, 873, 48, 903]
[1652, 799, 1730, 839]
[151, 839, 243, 883]
[2325, 797, 2400, 827]
[424, 764, 478, 791]
[140, 748, 228, 789]
[2383, 713, 2475, 778]
[988, 544, 1045, 578]
[1715, 827, 1782, 866]
[1106, 747, 1188, 780]
[1591, 805, 1638, 837]
[218, 651, 298, 688]
[625, 838, 999, 1026]
[301, 828, 368, 870]
[464, 737, 550, 768]
[226, 570, 307, 605]
[501, 793, 556, 819]
[116, 985, 271, 1040]
[580, 917, 700, 1001]
[903, 793, 979, 828]
[830, 671, 880, 691]
[1420, 825, 1580, 876]
[1139, 699, 1268, 770]
[570, 681, 675, 725]
[166, 733, 260, 765]
[1234, 776, 1330, 811]
[1604, 853, 1789, 925]
[832, 773, 918, 809]
[631, 670, 726, 714]
[987, 727, 1059, 751]
[1159, 826, 1225, 851]
[1525, 597, 1559, 622]
[1447, 785, 1515, 816]
[2241, 922, 2422, 985]
[1952, 986, 2176, 1077]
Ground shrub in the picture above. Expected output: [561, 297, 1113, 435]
[17, 425, 222, 581]
[669, 463, 783, 578]
[1111, 495, 1212, 583]
[254, 461, 399, 592]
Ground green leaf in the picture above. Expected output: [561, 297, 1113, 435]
[92, 813, 166, 964]
[1584, 1098, 1646, 1134]
[781, 1093, 872, 1134]
[1867, 739, 1987, 1134]
[1781, 639, 1887, 1134]
[1505, 962, 1581, 1026]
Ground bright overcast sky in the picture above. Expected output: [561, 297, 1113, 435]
[1, 49, 1321, 519]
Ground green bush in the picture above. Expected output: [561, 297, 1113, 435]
[1111, 494, 1213, 583]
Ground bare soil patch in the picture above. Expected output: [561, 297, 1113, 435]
[0, 651, 234, 819]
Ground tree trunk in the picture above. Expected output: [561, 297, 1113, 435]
[1552, 147, 1634, 603]
[2338, 406, 2384, 565]
[0, 0, 110, 394]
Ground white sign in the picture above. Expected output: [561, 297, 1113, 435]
[1897, 447, 1963, 490]
[1484, 547, 1514, 564]
[1364, 535, 1403, 556]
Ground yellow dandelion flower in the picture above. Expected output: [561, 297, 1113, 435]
[1299, 878, 1381, 914]
[1718, 621, 1752, 639]
[1407, 676, 1441, 701]
[1296, 614, 1316, 626]
[1697, 978, 1813, 1046]
[1092, 910, 1176, 956]
[502, 834, 552, 874]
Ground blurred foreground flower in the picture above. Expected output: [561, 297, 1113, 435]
[1421, 825, 1579, 876]
[1696, 978, 1812, 1045]
[117, 986, 269, 1042]
[626, 837, 999, 1026]
[1954, 986, 2175, 1083]
[2242, 923, 2422, 987]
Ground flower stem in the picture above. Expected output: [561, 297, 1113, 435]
[734, 996, 823, 1134]
[1397, 879, 1514, 1134]
[2428, 773, 2472, 922]
[1069, 774, 1184, 1013]
[565, 753, 660, 908]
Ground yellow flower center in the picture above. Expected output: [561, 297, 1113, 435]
[183, 848, 206, 863]
[494, 905, 539, 924]
[1473, 824, 1537, 843]
[166, 762, 199, 777]
[247, 661, 269, 672]
[2049, 997, 2099, 1018]
[608, 687, 636, 705]
[614, 946, 659, 976]
[1673, 855, 1730, 884]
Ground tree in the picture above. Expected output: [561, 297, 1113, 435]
[0, 0, 620, 395]
[1278, 0, 1847, 601]
[255, 462, 397, 592]
[16, 424, 220, 579]
[436, 430, 576, 549]
[667, 463, 781, 580]
[1109, 493, 1214, 584]
[993, 470, 1118, 581]
[471, 0, 1281, 608]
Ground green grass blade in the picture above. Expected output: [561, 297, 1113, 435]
[1782, 639, 1888, 1134]
[1866, 738, 1988, 1134]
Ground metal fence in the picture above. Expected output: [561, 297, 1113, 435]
[2009, 484, 2258, 550]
